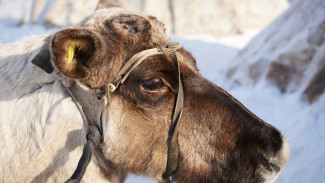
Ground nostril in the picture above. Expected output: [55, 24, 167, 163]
[122, 25, 128, 30]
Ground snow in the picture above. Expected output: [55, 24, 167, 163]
[0, 21, 324, 182]
[0, 23, 54, 43]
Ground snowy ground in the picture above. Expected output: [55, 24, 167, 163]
[0, 21, 324, 183]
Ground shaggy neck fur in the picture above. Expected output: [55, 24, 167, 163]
[0, 35, 125, 182]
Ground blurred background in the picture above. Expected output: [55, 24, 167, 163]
[1, 0, 324, 182]
[0, 0, 288, 37]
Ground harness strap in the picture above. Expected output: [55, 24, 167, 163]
[161, 51, 184, 182]
[61, 79, 105, 183]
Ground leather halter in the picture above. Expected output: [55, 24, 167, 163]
[64, 42, 183, 183]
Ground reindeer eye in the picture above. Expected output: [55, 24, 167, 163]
[142, 78, 166, 91]
[122, 25, 128, 29]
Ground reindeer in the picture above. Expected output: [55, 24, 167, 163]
[0, 0, 289, 183]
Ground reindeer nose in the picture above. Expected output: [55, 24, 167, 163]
[261, 137, 290, 182]
[276, 137, 290, 170]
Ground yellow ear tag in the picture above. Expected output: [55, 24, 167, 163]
[67, 45, 76, 64]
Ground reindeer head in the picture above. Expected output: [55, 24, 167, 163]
[33, 2, 289, 183]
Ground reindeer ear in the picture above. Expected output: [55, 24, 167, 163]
[95, 0, 124, 10]
[50, 28, 103, 80]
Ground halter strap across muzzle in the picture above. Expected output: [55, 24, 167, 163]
[65, 42, 183, 183]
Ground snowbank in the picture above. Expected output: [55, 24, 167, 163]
[228, 0, 325, 104]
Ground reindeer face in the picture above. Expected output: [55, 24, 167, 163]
[97, 47, 289, 182]
[48, 9, 289, 183]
